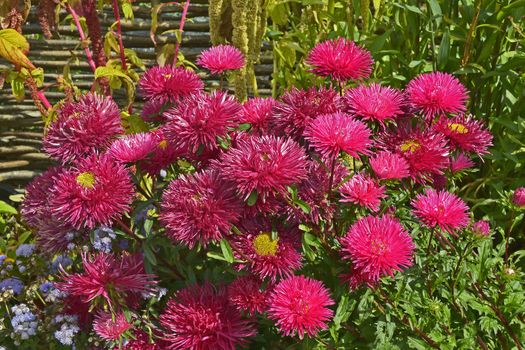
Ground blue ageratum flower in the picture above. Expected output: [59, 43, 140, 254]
[16, 244, 35, 257]
[0, 277, 24, 295]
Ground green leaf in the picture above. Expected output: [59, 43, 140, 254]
[0, 201, 17, 215]
[247, 190, 258, 206]
[220, 239, 234, 263]
[18, 231, 31, 245]
[95, 66, 133, 83]
[143, 219, 153, 235]
[0, 29, 33, 69]
[438, 30, 450, 70]
[207, 251, 228, 262]
[143, 242, 158, 266]
[294, 198, 311, 214]
[122, 2, 134, 20]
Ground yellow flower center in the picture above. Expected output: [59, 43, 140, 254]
[447, 123, 469, 134]
[253, 232, 279, 256]
[400, 139, 421, 153]
[371, 239, 387, 255]
[76, 172, 96, 188]
[163, 73, 172, 79]
[158, 140, 168, 150]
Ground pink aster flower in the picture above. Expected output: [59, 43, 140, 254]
[196, 44, 245, 75]
[106, 133, 157, 164]
[35, 218, 77, 254]
[513, 187, 525, 207]
[379, 126, 449, 181]
[164, 91, 241, 156]
[218, 135, 308, 201]
[21, 166, 63, 227]
[43, 93, 123, 164]
[412, 188, 470, 234]
[228, 275, 270, 315]
[339, 173, 386, 211]
[450, 153, 475, 173]
[304, 112, 371, 160]
[48, 154, 134, 230]
[344, 84, 406, 123]
[160, 170, 241, 248]
[141, 99, 168, 123]
[267, 275, 334, 339]
[472, 220, 491, 237]
[57, 252, 156, 309]
[340, 215, 414, 285]
[159, 283, 256, 350]
[139, 65, 203, 103]
[141, 128, 182, 175]
[306, 38, 373, 81]
[239, 97, 276, 134]
[406, 72, 468, 119]
[230, 220, 302, 282]
[120, 330, 164, 350]
[94, 311, 132, 340]
[433, 115, 493, 156]
[369, 151, 410, 180]
[271, 87, 341, 139]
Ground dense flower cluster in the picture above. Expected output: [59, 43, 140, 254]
[12, 41, 497, 348]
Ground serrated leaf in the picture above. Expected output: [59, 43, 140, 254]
[220, 239, 234, 263]
[95, 66, 133, 83]
[0, 29, 33, 69]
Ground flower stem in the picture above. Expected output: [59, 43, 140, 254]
[66, 3, 97, 73]
[173, 0, 190, 66]
[111, 0, 127, 72]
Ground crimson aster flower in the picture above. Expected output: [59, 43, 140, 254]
[57, 253, 156, 309]
[406, 72, 468, 119]
[433, 115, 492, 156]
[21, 166, 63, 227]
[160, 170, 241, 248]
[344, 83, 406, 123]
[272, 87, 340, 139]
[139, 65, 203, 103]
[164, 91, 241, 155]
[513, 187, 525, 207]
[159, 283, 256, 350]
[450, 153, 475, 173]
[339, 173, 386, 212]
[94, 311, 132, 341]
[412, 188, 470, 234]
[120, 330, 164, 350]
[106, 133, 157, 164]
[218, 135, 308, 201]
[239, 97, 276, 134]
[230, 220, 302, 282]
[48, 154, 134, 230]
[35, 218, 77, 254]
[340, 215, 414, 285]
[304, 112, 371, 160]
[267, 275, 334, 339]
[306, 38, 373, 81]
[196, 44, 245, 75]
[141, 99, 168, 123]
[369, 151, 410, 180]
[43, 94, 123, 164]
[141, 128, 182, 175]
[228, 275, 270, 315]
[472, 220, 491, 237]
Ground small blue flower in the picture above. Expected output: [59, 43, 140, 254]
[92, 226, 116, 253]
[10, 304, 38, 339]
[50, 255, 72, 274]
[39, 282, 53, 294]
[0, 255, 6, 265]
[15, 244, 35, 257]
[0, 277, 24, 295]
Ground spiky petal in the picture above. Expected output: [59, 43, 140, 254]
[433, 115, 492, 156]
[344, 83, 405, 123]
[196, 44, 245, 75]
[339, 173, 386, 211]
[139, 66, 203, 103]
[369, 151, 410, 180]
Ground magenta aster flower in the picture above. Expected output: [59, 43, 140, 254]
[304, 112, 371, 160]
[230, 220, 302, 282]
[141, 99, 168, 123]
[228, 275, 270, 315]
[272, 87, 340, 139]
[160, 170, 241, 248]
[306, 38, 373, 81]
[412, 189, 470, 234]
[35, 218, 77, 254]
[267, 275, 334, 339]
[141, 128, 182, 175]
[218, 135, 308, 201]
[450, 153, 475, 173]
[57, 253, 156, 309]
[340, 215, 414, 285]
[513, 187, 525, 207]
[159, 283, 256, 350]
[139, 65, 203, 103]
[239, 97, 276, 134]
[369, 151, 410, 180]
[339, 173, 386, 211]
[94, 311, 132, 341]
[43, 94, 123, 164]
[344, 84, 405, 123]
[106, 133, 157, 164]
[406, 72, 468, 119]
[433, 115, 492, 156]
[472, 220, 490, 237]
[196, 44, 245, 75]
[21, 166, 63, 227]
[379, 127, 449, 181]
[164, 91, 241, 155]
[48, 154, 134, 229]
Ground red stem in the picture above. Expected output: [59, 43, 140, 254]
[36, 90, 52, 110]
[111, 0, 127, 71]
[173, 0, 190, 65]
[66, 4, 97, 73]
